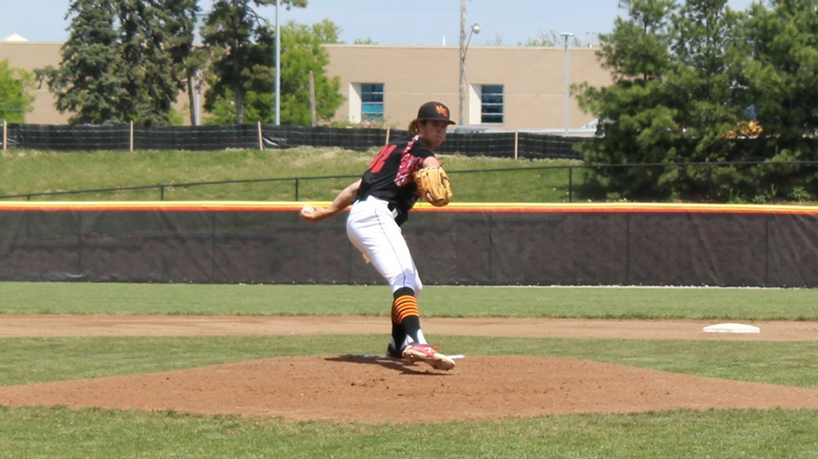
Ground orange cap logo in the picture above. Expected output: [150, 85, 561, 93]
[435, 104, 449, 118]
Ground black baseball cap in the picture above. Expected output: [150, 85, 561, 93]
[417, 101, 456, 125]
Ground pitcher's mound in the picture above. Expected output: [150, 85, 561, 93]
[2, 355, 818, 423]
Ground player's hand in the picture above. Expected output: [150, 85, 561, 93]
[300, 205, 334, 222]
[300, 205, 319, 221]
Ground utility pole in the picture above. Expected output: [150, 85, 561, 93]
[560, 32, 574, 135]
[459, 0, 467, 125]
[458, 1, 479, 125]
[275, 0, 281, 125]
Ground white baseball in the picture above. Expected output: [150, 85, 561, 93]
[301, 205, 315, 217]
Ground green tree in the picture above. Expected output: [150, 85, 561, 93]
[576, 0, 818, 202]
[202, 0, 307, 124]
[738, 0, 818, 158]
[153, 0, 200, 125]
[575, 0, 678, 199]
[204, 17, 342, 126]
[38, 0, 198, 125]
[660, 0, 745, 199]
[353, 37, 378, 45]
[519, 30, 556, 47]
[670, 0, 743, 147]
[730, 0, 818, 201]
[0, 60, 35, 123]
[278, 19, 343, 125]
[518, 30, 580, 47]
[118, 0, 181, 125]
[37, 0, 126, 124]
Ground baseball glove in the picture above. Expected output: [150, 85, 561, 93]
[414, 167, 453, 207]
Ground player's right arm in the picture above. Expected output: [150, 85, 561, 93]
[300, 179, 361, 222]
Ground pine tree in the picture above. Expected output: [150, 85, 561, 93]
[575, 0, 677, 199]
[660, 0, 745, 199]
[38, 0, 197, 125]
[118, 0, 175, 125]
[738, 0, 818, 158]
[37, 0, 126, 124]
[163, 0, 203, 126]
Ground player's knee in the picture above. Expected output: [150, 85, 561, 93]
[389, 270, 419, 296]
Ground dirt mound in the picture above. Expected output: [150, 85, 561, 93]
[3, 355, 818, 423]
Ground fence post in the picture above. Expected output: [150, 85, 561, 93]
[385, 127, 391, 145]
[2, 120, 6, 151]
[514, 131, 519, 160]
[568, 166, 573, 203]
[160, 186, 165, 201]
[257, 121, 263, 150]
[129, 121, 134, 152]
[707, 164, 713, 200]
[295, 178, 300, 201]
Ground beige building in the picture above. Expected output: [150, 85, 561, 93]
[327, 44, 610, 133]
[1, 39, 611, 131]
[0, 41, 70, 124]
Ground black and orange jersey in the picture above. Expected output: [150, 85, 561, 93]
[356, 135, 435, 225]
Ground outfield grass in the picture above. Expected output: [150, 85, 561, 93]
[4, 282, 818, 320]
[0, 148, 583, 202]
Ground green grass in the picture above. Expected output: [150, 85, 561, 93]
[2, 406, 817, 458]
[3, 282, 818, 320]
[2, 335, 817, 388]
[0, 148, 583, 202]
[3, 282, 818, 456]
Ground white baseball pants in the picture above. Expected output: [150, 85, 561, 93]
[346, 196, 423, 295]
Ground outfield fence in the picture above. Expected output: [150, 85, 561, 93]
[1, 122, 583, 159]
[1, 202, 817, 287]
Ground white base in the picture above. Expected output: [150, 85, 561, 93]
[703, 323, 760, 334]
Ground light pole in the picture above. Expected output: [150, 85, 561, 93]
[559, 32, 574, 135]
[192, 12, 207, 126]
[458, 0, 480, 125]
[275, 0, 281, 125]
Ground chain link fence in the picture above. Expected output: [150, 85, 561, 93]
[2, 161, 817, 204]
[2, 122, 583, 159]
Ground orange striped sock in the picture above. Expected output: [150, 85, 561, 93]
[391, 295, 419, 324]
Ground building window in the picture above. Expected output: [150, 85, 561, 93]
[480, 84, 504, 124]
[360, 83, 384, 123]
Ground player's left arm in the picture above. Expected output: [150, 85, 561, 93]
[301, 179, 361, 222]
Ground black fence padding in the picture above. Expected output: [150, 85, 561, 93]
[134, 125, 260, 151]
[262, 125, 394, 151]
[517, 132, 584, 159]
[2, 207, 818, 287]
[9, 124, 131, 151]
[437, 132, 516, 158]
[6, 123, 586, 158]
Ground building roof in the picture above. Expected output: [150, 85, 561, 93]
[2, 33, 29, 42]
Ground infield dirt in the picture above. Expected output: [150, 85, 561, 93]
[1, 315, 817, 423]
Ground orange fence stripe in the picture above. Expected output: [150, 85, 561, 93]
[2, 201, 818, 215]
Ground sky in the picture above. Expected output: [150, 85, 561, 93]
[2, 0, 758, 47]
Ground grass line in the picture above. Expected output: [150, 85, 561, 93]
[4, 282, 818, 320]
